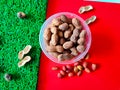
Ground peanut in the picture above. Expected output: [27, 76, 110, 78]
[84, 53, 90, 60]
[77, 38, 85, 45]
[62, 66, 67, 71]
[17, 12, 26, 18]
[52, 18, 61, 26]
[52, 66, 59, 70]
[69, 24, 74, 31]
[85, 68, 91, 73]
[70, 35, 78, 43]
[77, 65, 83, 70]
[76, 45, 85, 53]
[63, 41, 74, 49]
[91, 63, 97, 71]
[83, 62, 88, 68]
[48, 51, 59, 58]
[50, 34, 58, 45]
[56, 45, 64, 53]
[68, 18, 72, 24]
[60, 14, 68, 23]
[46, 45, 56, 52]
[73, 28, 80, 37]
[64, 30, 72, 39]
[76, 25, 82, 30]
[68, 72, 74, 77]
[59, 38, 65, 45]
[72, 18, 81, 27]
[60, 70, 66, 76]
[70, 47, 78, 56]
[18, 56, 31, 67]
[78, 5, 93, 14]
[74, 61, 79, 66]
[74, 66, 79, 73]
[50, 26, 58, 34]
[58, 31, 63, 38]
[66, 65, 73, 70]
[18, 50, 24, 60]
[77, 71, 82, 76]
[58, 53, 73, 61]
[79, 30, 87, 38]
[23, 45, 32, 54]
[57, 73, 63, 78]
[58, 23, 68, 31]
[44, 28, 52, 40]
[44, 39, 50, 46]
[85, 15, 96, 25]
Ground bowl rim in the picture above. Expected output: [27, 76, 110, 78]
[39, 12, 92, 64]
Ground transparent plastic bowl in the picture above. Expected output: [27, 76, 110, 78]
[39, 12, 92, 64]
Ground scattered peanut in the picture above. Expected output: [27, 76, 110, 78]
[18, 50, 24, 60]
[74, 66, 79, 73]
[77, 65, 83, 71]
[84, 53, 90, 60]
[66, 65, 73, 70]
[18, 56, 31, 67]
[85, 68, 91, 73]
[62, 66, 67, 71]
[78, 5, 93, 14]
[91, 63, 97, 71]
[74, 61, 79, 66]
[85, 15, 97, 25]
[57, 73, 63, 78]
[68, 72, 74, 77]
[60, 70, 66, 76]
[4, 73, 12, 81]
[77, 71, 82, 76]
[66, 70, 71, 73]
[17, 12, 26, 18]
[52, 66, 59, 70]
[23, 45, 32, 54]
[83, 62, 88, 68]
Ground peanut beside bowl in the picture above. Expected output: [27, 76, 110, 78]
[39, 12, 91, 64]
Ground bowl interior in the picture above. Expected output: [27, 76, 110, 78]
[39, 12, 91, 64]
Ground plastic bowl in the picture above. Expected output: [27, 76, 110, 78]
[39, 12, 92, 64]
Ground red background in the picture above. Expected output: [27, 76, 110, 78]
[37, 0, 120, 90]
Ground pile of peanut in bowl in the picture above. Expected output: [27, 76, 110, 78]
[40, 12, 91, 64]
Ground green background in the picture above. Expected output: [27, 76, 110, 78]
[0, 0, 47, 90]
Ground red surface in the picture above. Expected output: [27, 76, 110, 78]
[37, 0, 120, 90]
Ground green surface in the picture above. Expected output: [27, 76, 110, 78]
[0, 0, 47, 90]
